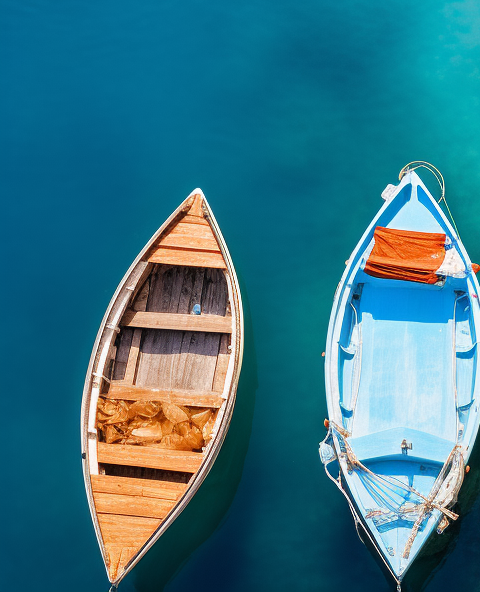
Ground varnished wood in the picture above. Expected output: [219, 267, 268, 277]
[189, 194, 203, 217]
[181, 214, 209, 226]
[104, 545, 139, 582]
[148, 246, 227, 269]
[93, 491, 176, 519]
[160, 234, 220, 252]
[106, 383, 225, 408]
[97, 442, 204, 473]
[159, 222, 221, 252]
[121, 310, 232, 333]
[97, 513, 160, 546]
[91, 474, 187, 501]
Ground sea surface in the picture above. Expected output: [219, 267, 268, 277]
[3, 1, 480, 591]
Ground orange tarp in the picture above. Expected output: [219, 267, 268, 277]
[365, 227, 446, 284]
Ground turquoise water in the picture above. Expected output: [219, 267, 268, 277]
[3, 1, 480, 591]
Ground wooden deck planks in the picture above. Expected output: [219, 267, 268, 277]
[93, 491, 176, 519]
[97, 513, 160, 546]
[105, 383, 224, 408]
[213, 334, 230, 393]
[97, 442, 203, 473]
[91, 474, 187, 500]
[122, 310, 232, 333]
[181, 214, 209, 226]
[134, 265, 230, 392]
[104, 544, 139, 582]
[123, 328, 142, 384]
[159, 234, 220, 252]
[112, 328, 134, 381]
[145, 196, 226, 267]
[159, 222, 220, 252]
[148, 247, 226, 269]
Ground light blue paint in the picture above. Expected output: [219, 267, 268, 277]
[349, 428, 454, 464]
[324, 171, 480, 583]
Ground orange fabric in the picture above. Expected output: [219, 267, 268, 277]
[365, 226, 446, 284]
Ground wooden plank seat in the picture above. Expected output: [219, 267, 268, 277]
[91, 474, 188, 501]
[97, 513, 159, 549]
[93, 491, 177, 520]
[121, 310, 232, 333]
[97, 442, 204, 473]
[148, 247, 226, 269]
[159, 221, 221, 252]
[105, 384, 225, 408]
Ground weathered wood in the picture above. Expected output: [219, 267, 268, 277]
[213, 334, 230, 393]
[112, 328, 134, 381]
[91, 474, 187, 500]
[135, 266, 224, 390]
[97, 442, 204, 473]
[148, 247, 226, 269]
[202, 268, 228, 316]
[177, 331, 221, 391]
[122, 310, 232, 333]
[132, 277, 150, 312]
[123, 329, 142, 384]
[145, 266, 196, 386]
[105, 383, 224, 408]
[93, 491, 176, 519]
[189, 268, 205, 313]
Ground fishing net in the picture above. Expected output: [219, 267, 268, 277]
[96, 397, 217, 451]
[320, 423, 464, 563]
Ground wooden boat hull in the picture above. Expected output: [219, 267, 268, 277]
[81, 189, 243, 586]
[321, 169, 480, 586]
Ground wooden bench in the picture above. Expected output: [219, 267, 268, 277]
[94, 491, 176, 520]
[105, 384, 225, 408]
[121, 310, 232, 333]
[148, 247, 226, 269]
[97, 442, 204, 473]
[91, 474, 187, 501]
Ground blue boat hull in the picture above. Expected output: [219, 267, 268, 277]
[321, 170, 480, 585]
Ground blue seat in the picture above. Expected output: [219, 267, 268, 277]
[349, 427, 455, 464]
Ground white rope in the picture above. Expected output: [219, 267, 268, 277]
[398, 161, 461, 239]
[322, 445, 402, 588]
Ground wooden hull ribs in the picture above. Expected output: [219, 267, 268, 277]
[81, 190, 243, 587]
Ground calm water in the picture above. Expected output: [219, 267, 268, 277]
[3, 1, 480, 591]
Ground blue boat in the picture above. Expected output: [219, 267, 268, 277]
[320, 163, 480, 589]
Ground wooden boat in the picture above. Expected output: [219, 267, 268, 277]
[81, 189, 243, 590]
[320, 163, 480, 589]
